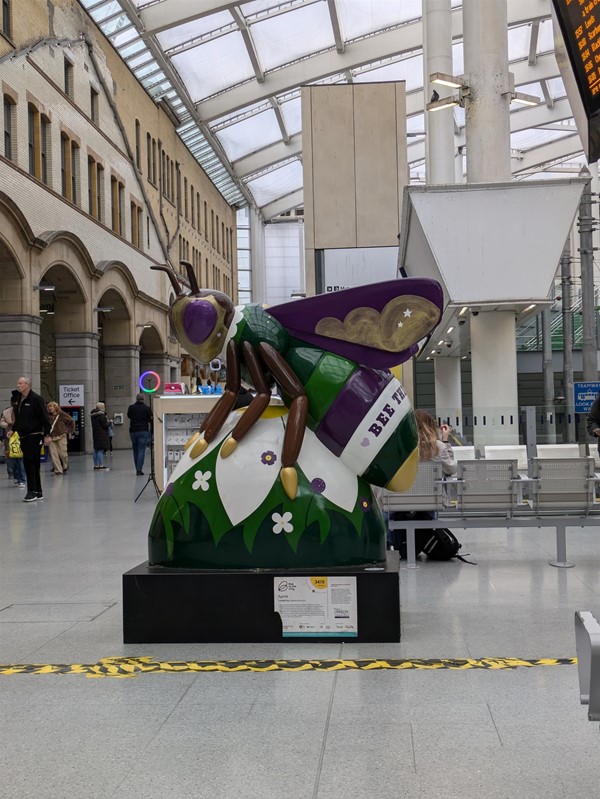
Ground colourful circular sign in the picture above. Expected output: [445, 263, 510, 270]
[139, 371, 161, 393]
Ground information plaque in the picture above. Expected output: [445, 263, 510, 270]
[274, 576, 358, 638]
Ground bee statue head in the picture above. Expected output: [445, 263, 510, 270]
[152, 262, 235, 363]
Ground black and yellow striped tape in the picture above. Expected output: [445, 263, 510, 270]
[0, 656, 577, 678]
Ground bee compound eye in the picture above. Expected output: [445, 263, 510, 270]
[183, 300, 218, 344]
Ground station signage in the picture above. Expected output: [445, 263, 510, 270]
[59, 384, 84, 407]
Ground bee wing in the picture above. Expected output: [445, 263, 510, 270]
[268, 278, 443, 368]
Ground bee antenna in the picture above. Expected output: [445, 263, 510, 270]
[151, 264, 184, 297]
[180, 260, 199, 295]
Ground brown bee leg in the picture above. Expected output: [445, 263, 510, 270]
[220, 341, 271, 458]
[189, 340, 239, 459]
[258, 342, 308, 500]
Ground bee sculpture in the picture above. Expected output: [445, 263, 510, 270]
[149, 262, 443, 570]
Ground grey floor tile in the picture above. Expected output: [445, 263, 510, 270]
[2, 452, 600, 798]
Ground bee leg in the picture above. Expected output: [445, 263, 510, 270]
[220, 341, 271, 458]
[258, 342, 308, 500]
[190, 340, 239, 458]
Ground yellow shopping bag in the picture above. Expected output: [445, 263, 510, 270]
[8, 432, 23, 459]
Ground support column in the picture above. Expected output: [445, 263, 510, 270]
[140, 353, 180, 387]
[423, 0, 456, 185]
[470, 312, 518, 445]
[463, 0, 511, 184]
[579, 174, 597, 380]
[434, 357, 463, 434]
[104, 345, 141, 451]
[55, 332, 100, 453]
[463, 0, 517, 446]
[0, 314, 41, 400]
[424, 0, 463, 427]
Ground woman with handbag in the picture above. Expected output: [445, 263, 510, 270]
[46, 402, 75, 475]
[91, 402, 110, 470]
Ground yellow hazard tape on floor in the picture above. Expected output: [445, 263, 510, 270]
[0, 656, 577, 678]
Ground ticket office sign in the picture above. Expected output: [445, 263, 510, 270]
[274, 576, 358, 638]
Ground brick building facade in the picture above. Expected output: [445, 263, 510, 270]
[0, 0, 237, 450]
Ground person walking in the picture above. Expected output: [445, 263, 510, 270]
[90, 402, 110, 470]
[13, 376, 51, 502]
[46, 402, 75, 476]
[127, 392, 152, 475]
[1, 391, 26, 487]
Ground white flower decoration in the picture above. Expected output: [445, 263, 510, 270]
[272, 511, 293, 535]
[192, 470, 212, 492]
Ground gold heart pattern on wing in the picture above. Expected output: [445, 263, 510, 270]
[314, 295, 440, 352]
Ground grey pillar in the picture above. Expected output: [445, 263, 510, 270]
[141, 354, 180, 387]
[55, 332, 100, 453]
[104, 345, 141, 450]
[579, 175, 597, 381]
[0, 314, 42, 400]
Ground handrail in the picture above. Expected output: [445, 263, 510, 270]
[574, 611, 600, 722]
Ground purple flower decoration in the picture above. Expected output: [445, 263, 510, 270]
[261, 450, 277, 466]
[164, 483, 175, 496]
[359, 497, 371, 512]
[311, 478, 326, 494]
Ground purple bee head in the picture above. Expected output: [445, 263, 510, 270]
[183, 300, 218, 344]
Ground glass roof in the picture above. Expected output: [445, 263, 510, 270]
[78, 0, 587, 216]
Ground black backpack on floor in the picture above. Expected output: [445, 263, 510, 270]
[389, 513, 475, 563]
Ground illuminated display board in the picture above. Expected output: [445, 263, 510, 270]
[553, 0, 600, 118]
[552, 0, 600, 161]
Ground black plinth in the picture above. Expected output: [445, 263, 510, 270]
[122, 552, 400, 643]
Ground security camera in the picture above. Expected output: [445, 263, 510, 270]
[436, 350, 442, 355]
[446, 342, 452, 348]
[472, 310, 479, 316]
[458, 318, 466, 326]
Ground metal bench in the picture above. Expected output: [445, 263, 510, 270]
[532, 457, 596, 515]
[383, 457, 600, 570]
[484, 444, 528, 472]
[575, 611, 600, 723]
[536, 443, 582, 459]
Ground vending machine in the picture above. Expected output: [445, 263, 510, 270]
[61, 406, 85, 453]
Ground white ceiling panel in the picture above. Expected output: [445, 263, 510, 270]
[77, 0, 590, 214]
[338, 0, 422, 40]
[251, 4, 334, 71]
[172, 31, 255, 100]
[156, 13, 234, 52]
[216, 109, 283, 162]
[246, 160, 304, 206]
[280, 97, 302, 137]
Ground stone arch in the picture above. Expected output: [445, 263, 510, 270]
[0, 193, 45, 315]
[96, 260, 140, 298]
[37, 230, 96, 279]
[138, 323, 164, 353]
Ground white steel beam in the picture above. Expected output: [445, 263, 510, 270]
[512, 134, 582, 173]
[234, 134, 303, 178]
[261, 190, 304, 220]
[140, 0, 243, 35]
[196, 0, 551, 121]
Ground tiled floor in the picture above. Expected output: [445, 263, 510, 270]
[1, 450, 599, 798]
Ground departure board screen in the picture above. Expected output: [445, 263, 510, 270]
[552, 0, 600, 118]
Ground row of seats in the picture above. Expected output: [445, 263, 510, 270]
[384, 457, 599, 517]
[453, 443, 586, 471]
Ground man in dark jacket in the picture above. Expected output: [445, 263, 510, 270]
[587, 393, 600, 454]
[127, 392, 153, 475]
[13, 376, 51, 502]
